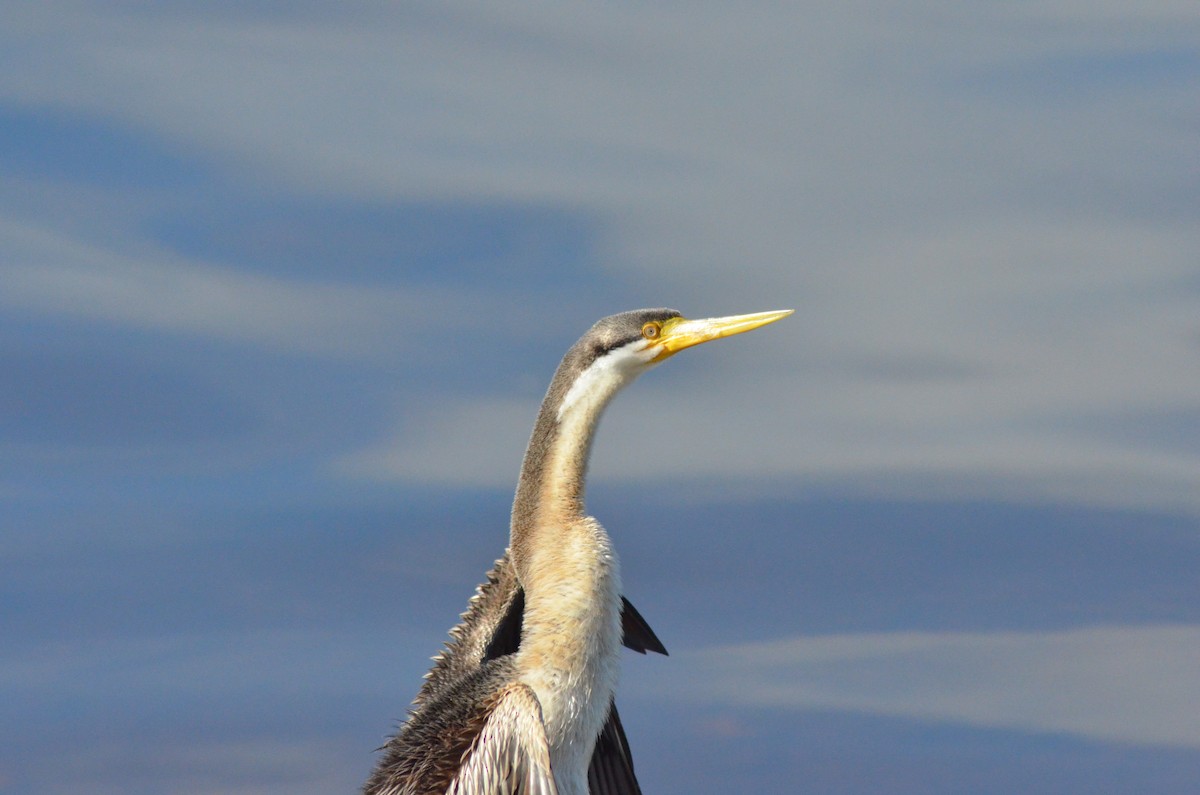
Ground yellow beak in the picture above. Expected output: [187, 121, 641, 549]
[654, 309, 793, 360]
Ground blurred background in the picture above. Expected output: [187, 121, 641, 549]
[3, 3, 1199, 793]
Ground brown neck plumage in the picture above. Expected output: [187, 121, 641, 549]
[509, 343, 624, 582]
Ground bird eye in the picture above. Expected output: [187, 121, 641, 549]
[641, 322, 661, 340]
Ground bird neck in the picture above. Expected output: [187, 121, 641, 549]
[506, 348, 645, 789]
[510, 348, 643, 573]
[510, 389, 599, 542]
[508, 370, 626, 788]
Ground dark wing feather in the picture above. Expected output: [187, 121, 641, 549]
[383, 552, 662, 794]
[484, 586, 524, 660]
[620, 597, 668, 656]
[587, 701, 643, 795]
[417, 552, 666, 710]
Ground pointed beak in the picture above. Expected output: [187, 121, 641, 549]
[654, 309, 793, 360]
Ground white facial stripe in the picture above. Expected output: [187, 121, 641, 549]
[556, 341, 656, 423]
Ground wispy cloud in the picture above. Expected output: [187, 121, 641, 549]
[0, 216, 455, 357]
[631, 624, 1200, 749]
[44, 738, 357, 795]
[3, 3, 1198, 510]
[334, 396, 535, 487]
[334, 326, 1200, 515]
[6, 6, 1199, 793]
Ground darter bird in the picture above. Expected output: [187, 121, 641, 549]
[363, 308, 792, 795]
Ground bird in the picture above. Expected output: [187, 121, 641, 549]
[363, 307, 792, 795]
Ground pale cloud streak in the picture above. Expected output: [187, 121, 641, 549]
[0, 216, 455, 357]
[2, 3, 1197, 510]
[334, 380, 1200, 515]
[629, 624, 1200, 749]
[334, 396, 535, 488]
[336, 215, 1200, 512]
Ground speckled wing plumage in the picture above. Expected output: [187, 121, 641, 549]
[366, 658, 548, 795]
[447, 683, 558, 795]
[413, 552, 525, 710]
[414, 551, 666, 711]
[367, 551, 664, 794]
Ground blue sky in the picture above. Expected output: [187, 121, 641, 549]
[2, 2, 1199, 793]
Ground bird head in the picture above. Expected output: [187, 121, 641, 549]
[554, 308, 793, 422]
[636, 309, 795, 363]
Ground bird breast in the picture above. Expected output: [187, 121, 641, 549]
[515, 517, 623, 795]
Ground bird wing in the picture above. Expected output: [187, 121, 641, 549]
[619, 597, 668, 656]
[448, 683, 558, 795]
[420, 552, 667, 707]
[587, 701, 643, 795]
[413, 554, 662, 795]
[417, 553, 525, 708]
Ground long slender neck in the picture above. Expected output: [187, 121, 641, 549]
[510, 383, 600, 544]
[508, 353, 637, 793]
[509, 347, 644, 576]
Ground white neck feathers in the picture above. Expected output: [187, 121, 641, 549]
[556, 343, 654, 424]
